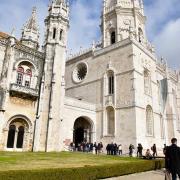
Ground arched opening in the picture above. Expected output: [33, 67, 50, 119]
[7, 125, 16, 148]
[73, 117, 93, 147]
[106, 106, 115, 135]
[6, 118, 29, 149]
[16, 126, 25, 148]
[16, 61, 34, 88]
[111, 31, 116, 44]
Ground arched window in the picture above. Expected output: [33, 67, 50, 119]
[138, 28, 143, 43]
[108, 71, 114, 95]
[146, 105, 153, 136]
[144, 70, 151, 95]
[107, 107, 115, 135]
[111, 31, 116, 44]
[7, 125, 16, 148]
[60, 29, 63, 41]
[16, 67, 24, 85]
[6, 118, 29, 149]
[16, 62, 33, 88]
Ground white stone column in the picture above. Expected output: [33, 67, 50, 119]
[2, 128, 8, 150]
[13, 128, 18, 151]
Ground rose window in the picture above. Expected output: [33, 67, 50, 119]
[73, 63, 88, 83]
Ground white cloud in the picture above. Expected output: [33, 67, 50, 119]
[153, 18, 180, 69]
[144, 0, 180, 69]
[0, 0, 179, 69]
[67, 1, 101, 53]
[0, 0, 47, 43]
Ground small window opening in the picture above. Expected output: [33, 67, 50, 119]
[111, 31, 116, 44]
[60, 29, 63, 41]
[53, 28, 56, 39]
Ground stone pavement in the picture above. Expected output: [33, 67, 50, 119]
[103, 170, 165, 180]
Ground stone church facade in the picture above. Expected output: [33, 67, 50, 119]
[0, 0, 179, 152]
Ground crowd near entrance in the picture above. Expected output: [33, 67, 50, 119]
[73, 117, 93, 147]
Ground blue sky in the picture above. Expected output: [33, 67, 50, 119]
[0, 0, 180, 69]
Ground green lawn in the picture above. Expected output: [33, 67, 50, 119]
[0, 151, 140, 171]
[0, 152, 164, 179]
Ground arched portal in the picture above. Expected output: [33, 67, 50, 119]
[73, 117, 93, 146]
[6, 118, 29, 149]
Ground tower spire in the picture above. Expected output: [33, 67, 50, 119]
[21, 7, 40, 50]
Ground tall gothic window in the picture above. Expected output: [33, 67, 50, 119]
[146, 105, 154, 136]
[144, 70, 151, 95]
[107, 106, 115, 135]
[108, 71, 114, 95]
[111, 31, 116, 44]
[53, 28, 56, 39]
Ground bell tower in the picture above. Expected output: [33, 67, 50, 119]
[33, 0, 69, 152]
[101, 0, 146, 47]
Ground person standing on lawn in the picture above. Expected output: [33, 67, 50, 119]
[151, 144, 157, 158]
[165, 138, 180, 180]
[137, 143, 143, 157]
[118, 144, 122, 155]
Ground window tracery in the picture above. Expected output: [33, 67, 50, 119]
[146, 105, 153, 136]
[144, 70, 151, 95]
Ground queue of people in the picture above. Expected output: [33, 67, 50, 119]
[69, 141, 159, 158]
[69, 142, 103, 154]
[106, 143, 122, 155]
[68, 137, 180, 180]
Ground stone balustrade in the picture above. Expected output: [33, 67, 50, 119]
[10, 83, 39, 100]
[105, 0, 133, 13]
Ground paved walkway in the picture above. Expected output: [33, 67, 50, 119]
[103, 170, 165, 180]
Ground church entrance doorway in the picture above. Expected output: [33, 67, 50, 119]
[73, 117, 93, 147]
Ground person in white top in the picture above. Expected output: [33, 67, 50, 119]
[118, 144, 122, 155]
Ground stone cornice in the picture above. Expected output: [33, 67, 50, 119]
[64, 96, 96, 112]
[94, 38, 132, 57]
